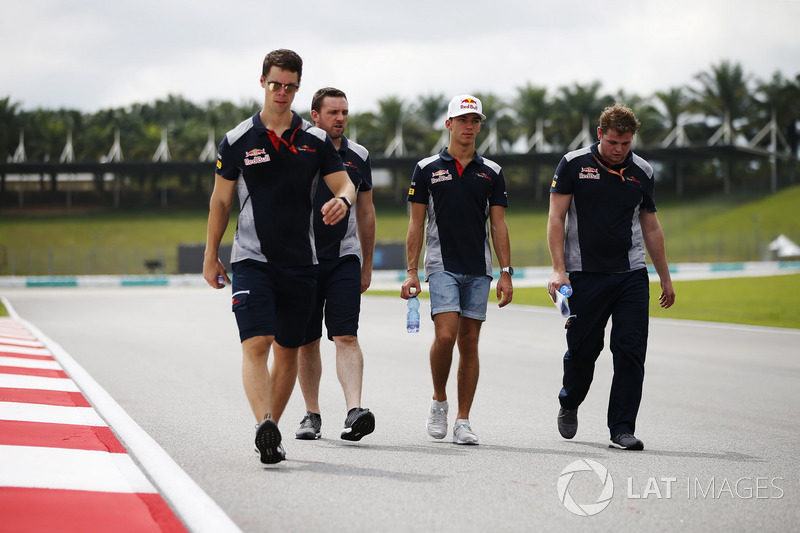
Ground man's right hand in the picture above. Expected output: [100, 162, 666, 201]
[203, 257, 229, 289]
[400, 271, 422, 300]
[547, 271, 570, 302]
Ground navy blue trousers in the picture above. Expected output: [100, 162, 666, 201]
[558, 268, 650, 438]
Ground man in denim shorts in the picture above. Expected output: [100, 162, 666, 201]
[401, 95, 514, 445]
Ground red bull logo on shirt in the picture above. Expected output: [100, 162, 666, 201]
[244, 148, 270, 166]
[431, 169, 453, 184]
[579, 166, 600, 180]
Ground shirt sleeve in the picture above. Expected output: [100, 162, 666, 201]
[550, 156, 574, 194]
[359, 155, 373, 192]
[215, 137, 239, 181]
[320, 136, 346, 176]
[407, 164, 429, 204]
[489, 168, 509, 207]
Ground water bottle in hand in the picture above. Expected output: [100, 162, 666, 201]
[559, 285, 573, 298]
[407, 295, 420, 333]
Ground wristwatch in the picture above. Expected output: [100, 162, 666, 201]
[501, 266, 514, 276]
[338, 196, 352, 210]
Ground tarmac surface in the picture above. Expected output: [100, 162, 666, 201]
[2, 285, 799, 532]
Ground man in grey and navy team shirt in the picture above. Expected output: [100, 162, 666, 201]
[547, 103, 675, 451]
[401, 94, 514, 446]
[295, 87, 377, 443]
[203, 49, 355, 465]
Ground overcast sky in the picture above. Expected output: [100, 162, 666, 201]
[3, 0, 799, 116]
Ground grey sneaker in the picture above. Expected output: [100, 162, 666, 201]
[452, 419, 479, 445]
[427, 399, 448, 439]
[557, 408, 578, 439]
[295, 412, 322, 440]
[610, 433, 644, 451]
[341, 407, 375, 441]
[255, 418, 285, 464]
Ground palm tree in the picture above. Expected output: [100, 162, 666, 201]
[651, 87, 693, 194]
[690, 60, 753, 143]
[690, 60, 755, 193]
[412, 94, 447, 153]
[755, 72, 800, 155]
[508, 84, 552, 200]
[513, 83, 549, 152]
[653, 88, 688, 136]
[550, 81, 613, 151]
[0, 97, 22, 161]
[414, 93, 447, 129]
[755, 72, 800, 189]
[374, 96, 406, 156]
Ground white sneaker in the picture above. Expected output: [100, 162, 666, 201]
[453, 419, 479, 445]
[426, 400, 448, 439]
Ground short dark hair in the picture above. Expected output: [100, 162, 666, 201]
[262, 49, 303, 82]
[311, 87, 347, 113]
[599, 103, 641, 135]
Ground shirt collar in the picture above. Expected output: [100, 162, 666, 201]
[590, 141, 631, 170]
[252, 110, 303, 136]
[440, 147, 483, 166]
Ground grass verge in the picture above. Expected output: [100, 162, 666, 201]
[366, 273, 800, 330]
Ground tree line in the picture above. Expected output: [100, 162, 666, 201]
[1, 60, 798, 202]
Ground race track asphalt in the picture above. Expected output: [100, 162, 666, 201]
[3, 286, 799, 532]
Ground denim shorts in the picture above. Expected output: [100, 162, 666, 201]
[428, 271, 491, 321]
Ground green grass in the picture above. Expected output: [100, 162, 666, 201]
[367, 273, 800, 330]
[2, 186, 800, 327]
[4, 185, 799, 273]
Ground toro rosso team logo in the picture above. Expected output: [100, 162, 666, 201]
[431, 169, 453, 184]
[578, 166, 600, 180]
[244, 148, 270, 166]
[475, 172, 492, 181]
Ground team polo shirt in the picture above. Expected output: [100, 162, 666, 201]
[550, 141, 656, 273]
[312, 136, 373, 260]
[407, 148, 508, 278]
[216, 110, 346, 267]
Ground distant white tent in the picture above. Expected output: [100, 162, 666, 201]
[768, 235, 800, 259]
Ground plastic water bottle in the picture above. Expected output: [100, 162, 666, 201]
[559, 285, 573, 298]
[407, 296, 420, 333]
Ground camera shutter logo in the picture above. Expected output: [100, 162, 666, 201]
[557, 459, 614, 516]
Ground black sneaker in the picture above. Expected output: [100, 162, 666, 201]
[340, 407, 375, 441]
[610, 433, 644, 451]
[295, 412, 322, 440]
[255, 418, 285, 464]
[557, 408, 578, 439]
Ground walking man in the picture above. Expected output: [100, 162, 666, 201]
[547, 103, 675, 451]
[295, 87, 376, 442]
[401, 94, 513, 445]
[203, 49, 355, 464]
